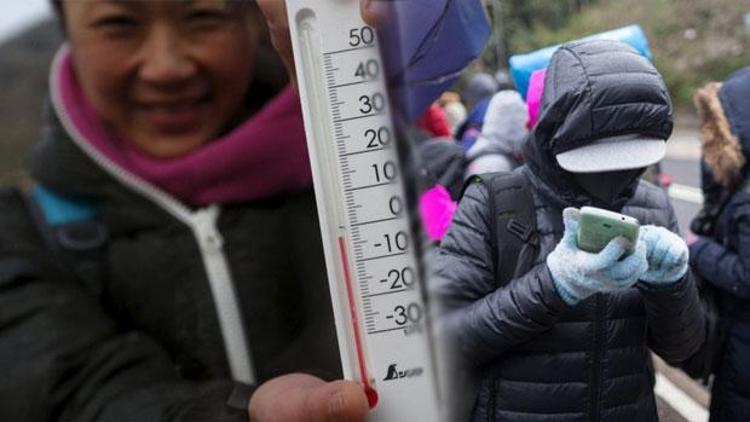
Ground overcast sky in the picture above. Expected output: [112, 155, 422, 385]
[0, 0, 51, 43]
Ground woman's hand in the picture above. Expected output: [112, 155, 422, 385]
[257, 0, 385, 88]
[248, 373, 369, 422]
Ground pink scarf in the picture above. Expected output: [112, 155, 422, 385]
[54, 47, 312, 207]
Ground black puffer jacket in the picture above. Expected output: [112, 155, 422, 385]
[432, 40, 704, 421]
[689, 66, 750, 422]
[0, 110, 340, 419]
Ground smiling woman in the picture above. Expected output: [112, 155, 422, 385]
[59, 0, 262, 158]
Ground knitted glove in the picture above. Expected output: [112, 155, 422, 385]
[547, 208, 649, 305]
[639, 225, 689, 285]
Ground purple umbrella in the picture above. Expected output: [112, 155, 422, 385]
[377, 0, 490, 122]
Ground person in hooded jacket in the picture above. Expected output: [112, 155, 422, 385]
[456, 73, 499, 151]
[0, 1, 382, 421]
[689, 66, 750, 422]
[417, 103, 454, 138]
[432, 39, 704, 421]
[465, 89, 529, 178]
[461, 72, 499, 112]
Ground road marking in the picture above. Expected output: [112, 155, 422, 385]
[655, 373, 709, 422]
[669, 183, 703, 205]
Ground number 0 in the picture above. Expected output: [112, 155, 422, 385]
[389, 196, 403, 215]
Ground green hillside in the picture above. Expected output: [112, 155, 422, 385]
[487, 0, 749, 111]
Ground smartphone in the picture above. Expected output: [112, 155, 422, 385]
[577, 207, 640, 256]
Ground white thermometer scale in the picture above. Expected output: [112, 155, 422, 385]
[286, 1, 441, 420]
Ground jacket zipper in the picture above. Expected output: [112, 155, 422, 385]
[192, 207, 255, 385]
[591, 294, 604, 422]
[50, 45, 256, 385]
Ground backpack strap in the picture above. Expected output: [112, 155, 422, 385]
[462, 171, 539, 286]
[26, 185, 107, 297]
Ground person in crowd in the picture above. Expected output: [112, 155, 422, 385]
[0, 1, 380, 421]
[432, 40, 704, 421]
[461, 72, 499, 111]
[689, 66, 750, 422]
[417, 103, 454, 138]
[527, 67, 673, 190]
[456, 72, 498, 150]
[438, 92, 468, 136]
[494, 69, 515, 92]
[443, 101, 468, 136]
[465, 90, 529, 178]
[415, 136, 467, 242]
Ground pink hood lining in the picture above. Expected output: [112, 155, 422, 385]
[51, 46, 312, 208]
[526, 68, 547, 129]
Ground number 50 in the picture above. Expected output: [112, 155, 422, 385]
[349, 26, 375, 47]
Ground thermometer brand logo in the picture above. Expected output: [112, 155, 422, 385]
[383, 363, 424, 381]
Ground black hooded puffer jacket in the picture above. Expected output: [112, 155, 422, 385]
[0, 113, 340, 420]
[432, 40, 705, 422]
[689, 66, 750, 422]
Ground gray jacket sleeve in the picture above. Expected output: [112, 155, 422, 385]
[637, 192, 705, 365]
[430, 183, 570, 367]
[0, 189, 247, 422]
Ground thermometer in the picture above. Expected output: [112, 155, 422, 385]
[286, 1, 441, 420]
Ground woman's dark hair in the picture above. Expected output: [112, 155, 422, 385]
[50, 0, 62, 20]
[49, 0, 258, 24]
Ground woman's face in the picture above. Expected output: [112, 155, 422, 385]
[63, 0, 261, 159]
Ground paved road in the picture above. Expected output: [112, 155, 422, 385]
[663, 127, 703, 236]
[664, 158, 702, 235]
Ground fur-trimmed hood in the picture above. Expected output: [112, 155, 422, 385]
[694, 66, 750, 189]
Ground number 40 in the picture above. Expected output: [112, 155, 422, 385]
[355, 59, 380, 79]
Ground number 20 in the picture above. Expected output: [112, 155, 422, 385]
[365, 127, 391, 148]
